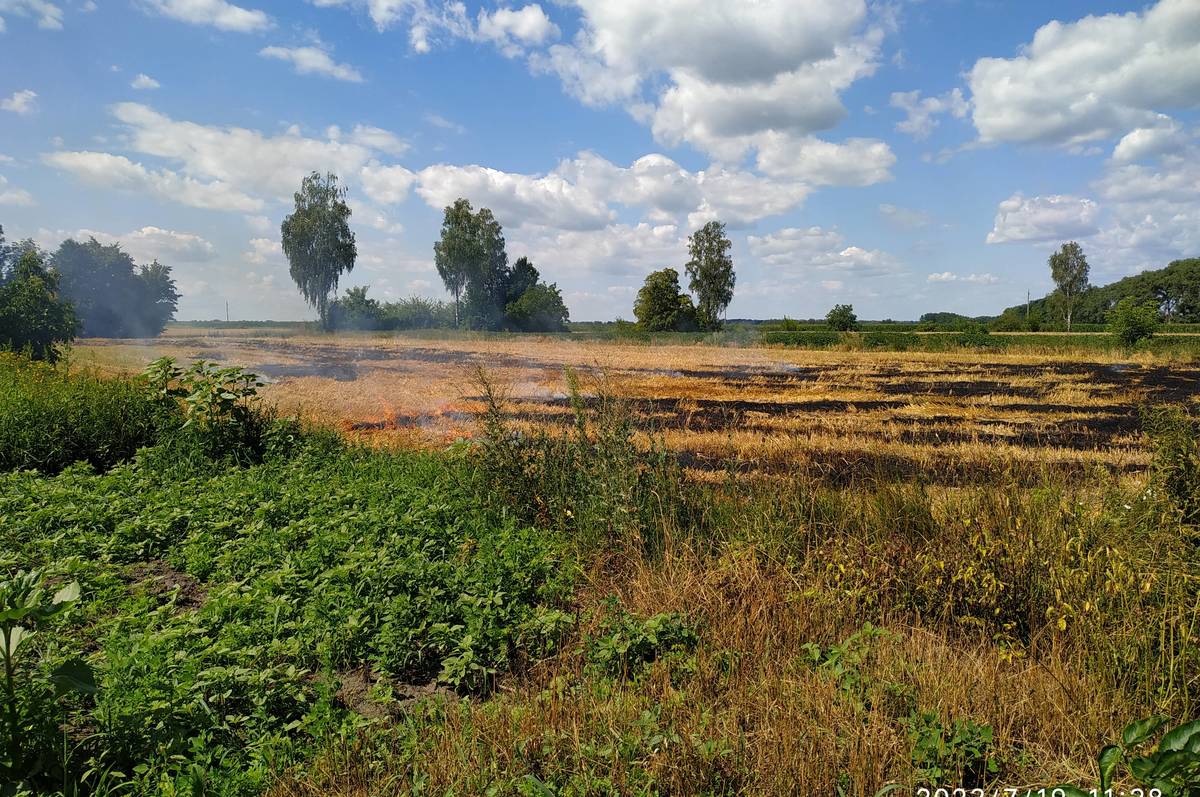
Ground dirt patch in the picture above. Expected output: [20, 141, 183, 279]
[335, 668, 458, 719]
[127, 560, 206, 609]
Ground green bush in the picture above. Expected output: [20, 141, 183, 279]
[585, 601, 698, 678]
[0, 354, 175, 474]
[1108, 297, 1162, 346]
[826, 304, 858, 331]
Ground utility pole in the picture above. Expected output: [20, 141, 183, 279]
[1025, 291, 1030, 319]
[226, 300, 230, 324]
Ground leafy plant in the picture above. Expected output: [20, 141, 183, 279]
[1108, 297, 1162, 346]
[905, 710, 998, 787]
[585, 600, 698, 679]
[1051, 716, 1200, 797]
[141, 357, 263, 429]
[0, 569, 93, 785]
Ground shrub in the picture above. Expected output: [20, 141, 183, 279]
[826, 303, 858, 331]
[1108, 297, 1162, 346]
[0, 354, 175, 474]
[586, 601, 698, 678]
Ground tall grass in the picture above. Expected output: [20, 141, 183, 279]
[0, 353, 175, 473]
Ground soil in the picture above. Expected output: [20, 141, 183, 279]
[126, 560, 206, 609]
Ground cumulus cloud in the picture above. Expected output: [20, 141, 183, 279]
[0, 175, 34, 206]
[51, 226, 218, 263]
[104, 103, 405, 201]
[753, 133, 894, 185]
[476, 5, 558, 57]
[747, 226, 897, 276]
[412, 151, 816, 231]
[1, 89, 38, 114]
[43, 150, 263, 212]
[967, 0, 1200, 148]
[360, 163, 416, 204]
[415, 163, 614, 231]
[986, 193, 1100, 244]
[531, 0, 886, 160]
[0, 0, 63, 30]
[1111, 122, 1189, 164]
[243, 237, 281, 264]
[890, 88, 968, 139]
[131, 73, 161, 90]
[259, 44, 364, 82]
[140, 0, 270, 32]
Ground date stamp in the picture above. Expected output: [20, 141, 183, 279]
[915, 790, 1164, 797]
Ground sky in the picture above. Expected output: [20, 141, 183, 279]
[1, 0, 1198, 322]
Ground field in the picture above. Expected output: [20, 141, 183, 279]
[74, 326, 1200, 483]
[3, 329, 1199, 795]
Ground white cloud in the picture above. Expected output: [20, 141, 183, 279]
[531, 0, 886, 160]
[131, 73, 161, 90]
[260, 44, 363, 82]
[424, 112, 465, 133]
[140, 0, 270, 32]
[0, 0, 63, 30]
[107, 103, 403, 201]
[360, 163, 415, 204]
[1, 89, 38, 115]
[243, 237, 281, 264]
[476, 4, 558, 57]
[412, 151, 817, 232]
[346, 125, 407, 155]
[43, 150, 263, 212]
[927, 272, 999, 284]
[890, 88, 968, 139]
[986, 193, 1101, 244]
[1111, 122, 1189, 163]
[967, 0, 1200, 148]
[753, 133, 894, 185]
[747, 226, 897, 276]
[512, 222, 687, 280]
[414, 163, 614, 231]
[0, 175, 34, 206]
[52, 226, 218, 263]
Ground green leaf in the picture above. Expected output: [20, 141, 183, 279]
[50, 657, 97, 696]
[1123, 715, 1169, 748]
[3, 625, 33, 657]
[522, 775, 556, 797]
[52, 581, 80, 606]
[1158, 719, 1200, 753]
[1098, 744, 1122, 791]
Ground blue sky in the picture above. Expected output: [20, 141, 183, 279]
[1, 0, 1197, 321]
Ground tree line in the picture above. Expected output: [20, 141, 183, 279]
[0, 224, 180, 362]
[282, 173, 570, 333]
[996, 242, 1200, 331]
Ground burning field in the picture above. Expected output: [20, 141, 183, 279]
[75, 327, 1199, 484]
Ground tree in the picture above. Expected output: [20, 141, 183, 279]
[506, 256, 540, 306]
[634, 268, 698, 332]
[1108, 297, 1161, 346]
[51, 238, 178, 337]
[1049, 241, 1090, 332]
[826, 304, 858, 331]
[684, 220, 735, 330]
[0, 249, 78, 362]
[463, 207, 511, 330]
[433, 198, 481, 328]
[329, 285, 383, 330]
[506, 282, 570, 332]
[281, 171, 357, 329]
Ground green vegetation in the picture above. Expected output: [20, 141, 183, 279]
[0, 250, 78, 363]
[633, 267, 699, 332]
[1, 354, 1197, 794]
[432, 199, 570, 332]
[684, 220, 736, 331]
[1109, 296, 1163, 346]
[281, 172, 358, 330]
[1003, 257, 1200, 329]
[51, 238, 179, 338]
[825, 303, 858, 331]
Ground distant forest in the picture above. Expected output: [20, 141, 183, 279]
[995, 257, 1200, 329]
